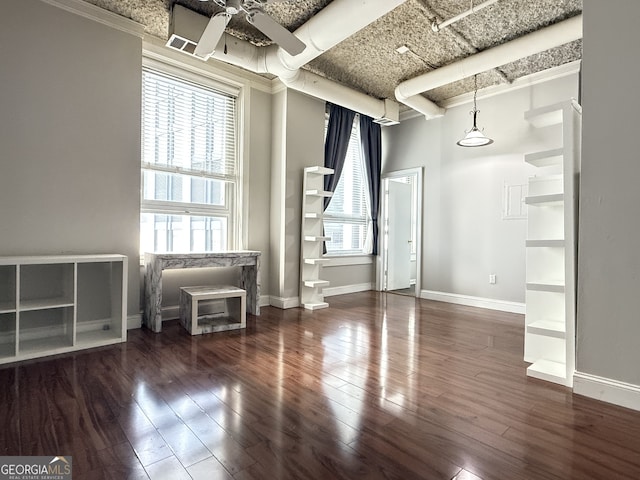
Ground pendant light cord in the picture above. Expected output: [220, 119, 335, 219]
[472, 74, 479, 127]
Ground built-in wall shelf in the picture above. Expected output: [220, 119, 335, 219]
[301, 302, 329, 311]
[0, 254, 128, 364]
[304, 258, 332, 265]
[527, 358, 567, 384]
[523, 99, 581, 388]
[304, 235, 331, 242]
[526, 282, 565, 293]
[305, 189, 333, 198]
[304, 279, 330, 288]
[300, 166, 334, 310]
[305, 166, 334, 175]
[525, 239, 565, 248]
[525, 148, 564, 167]
[527, 320, 566, 339]
[525, 194, 564, 206]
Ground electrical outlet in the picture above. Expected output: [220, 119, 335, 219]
[489, 274, 496, 284]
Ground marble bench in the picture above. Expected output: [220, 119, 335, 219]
[179, 285, 246, 335]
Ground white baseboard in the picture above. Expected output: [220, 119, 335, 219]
[573, 371, 640, 412]
[260, 295, 271, 307]
[324, 283, 372, 297]
[127, 314, 142, 330]
[269, 296, 300, 309]
[420, 289, 526, 314]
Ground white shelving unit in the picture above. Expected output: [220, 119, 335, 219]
[0, 254, 128, 364]
[300, 166, 334, 310]
[523, 100, 581, 387]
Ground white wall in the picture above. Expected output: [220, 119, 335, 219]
[577, 0, 640, 387]
[383, 74, 578, 305]
[0, 0, 142, 316]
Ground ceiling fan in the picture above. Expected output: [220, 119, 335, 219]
[194, 0, 307, 59]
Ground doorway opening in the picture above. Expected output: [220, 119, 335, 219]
[379, 168, 423, 297]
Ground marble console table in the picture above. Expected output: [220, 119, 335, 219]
[144, 251, 261, 333]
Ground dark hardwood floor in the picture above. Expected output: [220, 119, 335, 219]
[2, 291, 640, 479]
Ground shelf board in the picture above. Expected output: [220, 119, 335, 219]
[302, 302, 329, 311]
[304, 235, 331, 242]
[526, 283, 565, 293]
[19, 335, 72, 355]
[76, 329, 123, 347]
[527, 359, 568, 385]
[20, 297, 74, 312]
[0, 302, 16, 314]
[525, 239, 565, 248]
[525, 148, 563, 167]
[525, 193, 564, 206]
[304, 258, 332, 265]
[528, 173, 563, 184]
[525, 104, 563, 128]
[305, 166, 334, 175]
[527, 319, 566, 339]
[305, 189, 333, 198]
[304, 280, 330, 288]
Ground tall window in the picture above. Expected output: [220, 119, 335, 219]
[140, 68, 238, 254]
[324, 118, 370, 255]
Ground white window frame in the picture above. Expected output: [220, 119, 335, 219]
[140, 57, 243, 255]
[323, 114, 371, 256]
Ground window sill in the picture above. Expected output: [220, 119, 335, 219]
[322, 254, 374, 266]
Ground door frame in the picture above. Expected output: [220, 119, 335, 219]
[377, 167, 423, 297]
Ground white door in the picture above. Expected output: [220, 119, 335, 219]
[387, 180, 412, 290]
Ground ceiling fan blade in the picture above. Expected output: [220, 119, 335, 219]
[194, 12, 229, 60]
[247, 10, 306, 56]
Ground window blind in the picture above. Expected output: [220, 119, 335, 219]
[140, 67, 239, 254]
[324, 117, 369, 254]
[141, 68, 237, 180]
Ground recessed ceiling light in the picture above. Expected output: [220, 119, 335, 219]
[396, 45, 410, 55]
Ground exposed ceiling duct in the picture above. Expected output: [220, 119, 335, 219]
[395, 14, 583, 119]
[168, 1, 582, 123]
[168, 0, 406, 124]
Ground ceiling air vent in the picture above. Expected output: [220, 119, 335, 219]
[373, 99, 400, 126]
[166, 5, 209, 58]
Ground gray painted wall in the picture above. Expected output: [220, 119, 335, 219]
[270, 90, 287, 299]
[246, 88, 272, 297]
[0, 0, 141, 315]
[324, 263, 374, 288]
[383, 75, 578, 304]
[577, 0, 640, 386]
[269, 89, 376, 302]
[283, 91, 325, 299]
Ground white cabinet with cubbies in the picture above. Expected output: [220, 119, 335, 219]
[300, 166, 334, 310]
[523, 100, 581, 387]
[0, 255, 127, 364]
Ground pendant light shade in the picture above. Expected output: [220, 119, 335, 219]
[457, 75, 493, 147]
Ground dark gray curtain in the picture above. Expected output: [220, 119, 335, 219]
[360, 114, 382, 255]
[323, 103, 356, 210]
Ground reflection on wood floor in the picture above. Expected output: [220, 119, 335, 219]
[2, 291, 640, 479]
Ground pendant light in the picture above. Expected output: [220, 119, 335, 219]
[457, 74, 493, 147]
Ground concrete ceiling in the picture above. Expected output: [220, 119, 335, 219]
[84, 0, 582, 105]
